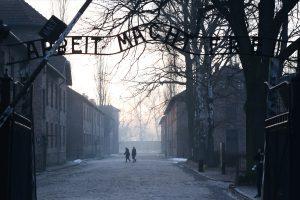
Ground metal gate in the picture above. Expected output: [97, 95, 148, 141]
[263, 74, 300, 200]
[0, 75, 36, 200]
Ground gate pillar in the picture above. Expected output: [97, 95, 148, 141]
[290, 73, 300, 200]
[0, 73, 12, 200]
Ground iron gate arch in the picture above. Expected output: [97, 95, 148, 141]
[263, 73, 300, 200]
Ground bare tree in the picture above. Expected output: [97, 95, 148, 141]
[95, 56, 110, 105]
[82, 0, 300, 166]
[85, 0, 233, 161]
[51, 0, 69, 22]
[163, 52, 180, 102]
[210, 0, 300, 168]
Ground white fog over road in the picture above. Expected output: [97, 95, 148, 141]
[37, 155, 235, 200]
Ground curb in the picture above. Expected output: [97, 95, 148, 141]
[228, 184, 254, 200]
[36, 161, 84, 175]
[46, 161, 83, 172]
[36, 156, 108, 175]
[180, 162, 234, 183]
[180, 162, 254, 200]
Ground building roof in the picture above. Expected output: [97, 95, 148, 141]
[159, 115, 165, 125]
[0, 0, 46, 26]
[67, 87, 118, 120]
[67, 87, 100, 111]
[100, 105, 120, 113]
[99, 105, 120, 122]
[164, 90, 186, 115]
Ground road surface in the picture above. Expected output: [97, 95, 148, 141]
[37, 154, 235, 200]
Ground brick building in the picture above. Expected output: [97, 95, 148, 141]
[212, 65, 246, 166]
[160, 66, 246, 166]
[0, 0, 72, 170]
[100, 105, 120, 155]
[66, 88, 120, 160]
[66, 88, 106, 159]
[160, 91, 190, 158]
[159, 116, 166, 156]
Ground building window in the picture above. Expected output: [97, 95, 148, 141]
[46, 122, 49, 147]
[86, 107, 88, 120]
[83, 106, 85, 120]
[54, 85, 57, 109]
[42, 89, 46, 119]
[46, 79, 49, 106]
[86, 107, 88, 121]
[64, 126, 66, 145]
[50, 82, 53, 107]
[55, 85, 58, 110]
[58, 125, 61, 148]
[62, 126, 65, 147]
[54, 124, 58, 148]
[59, 125, 62, 147]
[63, 91, 66, 112]
[59, 88, 62, 111]
[50, 123, 53, 148]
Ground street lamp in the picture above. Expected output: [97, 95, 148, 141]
[0, 20, 10, 41]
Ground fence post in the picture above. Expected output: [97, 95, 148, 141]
[198, 159, 204, 172]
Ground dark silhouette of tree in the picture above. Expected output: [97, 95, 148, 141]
[210, 0, 300, 169]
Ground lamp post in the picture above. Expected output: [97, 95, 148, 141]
[0, 20, 10, 41]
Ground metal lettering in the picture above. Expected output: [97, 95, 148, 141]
[165, 27, 181, 46]
[149, 23, 160, 40]
[91, 37, 102, 54]
[132, 27, 146, 45]
[1, 22, 286, 66]
[72, 36, 82, 54]
[117, 31, 133, 52]
[41, 40, 52, 56]
[58, 39, 67, 55]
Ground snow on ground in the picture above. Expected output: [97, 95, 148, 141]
[73, 159, 83, 164]
[37, 155, 234, 200]
[169, 157, 188, 163]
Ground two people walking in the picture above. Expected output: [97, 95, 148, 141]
[124, 147, 137, 162]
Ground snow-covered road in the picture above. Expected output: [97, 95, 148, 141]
[37, 154, 235, 200]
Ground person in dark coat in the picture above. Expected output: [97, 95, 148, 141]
[124, 147, 130, 162]
[132, 147, 137, 162]
[253, 148, 264, 198]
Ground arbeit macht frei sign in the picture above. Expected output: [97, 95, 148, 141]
[2, 22, 284, 65]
